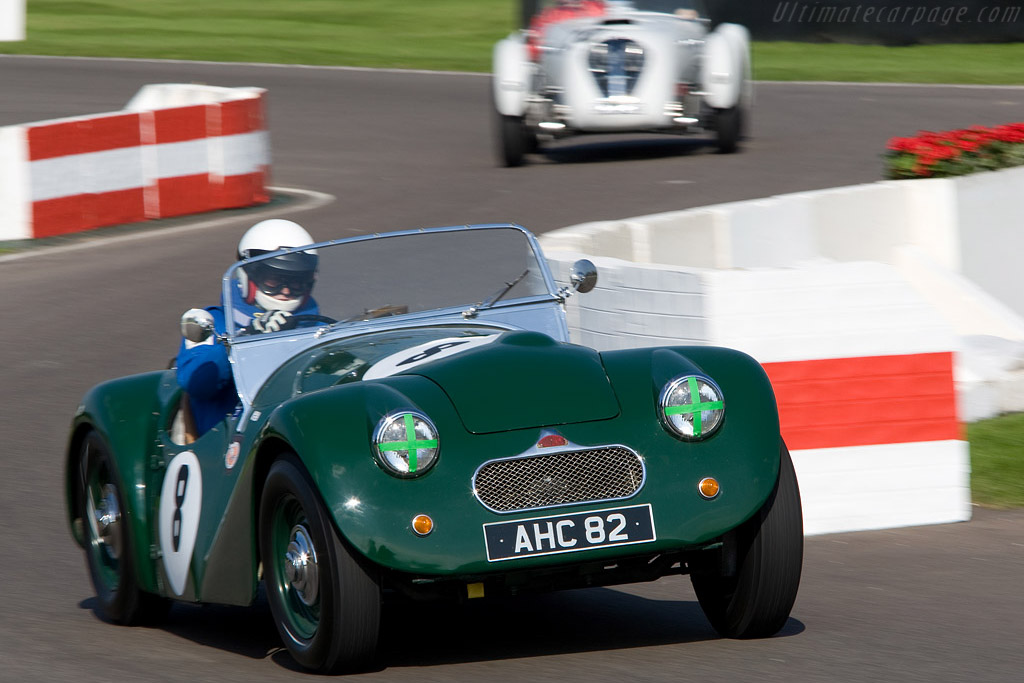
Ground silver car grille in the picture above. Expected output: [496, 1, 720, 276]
[589, 39, 645, 97]
[473, 446, 645, 513]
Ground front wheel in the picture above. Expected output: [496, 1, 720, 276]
[714, 106, 742, 154]
[496, 113, 529, 167]
[78, 432, 170, 625]
[259, 455, 381, 673]
[691, 442, 803, 638]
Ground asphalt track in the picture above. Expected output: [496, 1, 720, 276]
[1, 55, 1022, 682]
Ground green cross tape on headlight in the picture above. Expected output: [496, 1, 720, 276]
[378, 413, 439, 472]
[376, 412, 440, 476]
[660, 375, 725, 440]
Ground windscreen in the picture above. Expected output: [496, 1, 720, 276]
[224, 226, 554, 338]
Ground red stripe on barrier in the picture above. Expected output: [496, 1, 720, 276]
[31, 195, 86, 237]
[219, 170, 270, 208]
[153, 175, 213, 218]
[218, 97, 265, 136]
[80, 114, 142, 154]
[32, 188, 149, 237]
[85, 188, 147, 228]
[28, 114, 143, 160]
[27, 121, 83, 161]
[151, 105, 208, 144]
[763, 352, 960, 450]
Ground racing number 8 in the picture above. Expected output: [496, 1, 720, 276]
[584, 513, 629, 544]
[171, 465, 189, 552]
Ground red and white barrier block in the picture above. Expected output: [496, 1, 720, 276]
[544, 253, 970, 536]
[0, 84, 270, 241]
[542, 192, 980, 536]
[706, 264, 968, 535]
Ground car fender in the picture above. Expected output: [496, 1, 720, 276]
[493, 34, 531, 117]
[260, 376, 455, 556]
[701, 23, 751, 110]
[600, 344, 782, 525]
[65, 370, 170, 593]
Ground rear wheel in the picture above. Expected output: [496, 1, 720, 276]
[691, 443, 803, 638]
[79, 432, 170, 624]
[260, 455, 381, 673]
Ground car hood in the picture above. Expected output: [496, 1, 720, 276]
[402, 330, 620, 434]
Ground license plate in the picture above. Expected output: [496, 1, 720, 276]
[483, 504, 655, 562]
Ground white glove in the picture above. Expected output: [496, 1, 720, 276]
[250, 310, 294, 333]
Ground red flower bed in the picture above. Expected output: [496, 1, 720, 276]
[885, 123, 1024, 179]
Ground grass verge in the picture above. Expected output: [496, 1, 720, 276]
[1, 0, 517, 72]
[0, 1, 1022, 82]
[754, 41, 1024, 84]
[968, 412, 1024, 508]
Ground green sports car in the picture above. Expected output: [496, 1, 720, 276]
[65, 224, 802, 673]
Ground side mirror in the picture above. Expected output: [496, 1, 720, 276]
[569, 259, 598, 294]
[181, 308, 216, 343]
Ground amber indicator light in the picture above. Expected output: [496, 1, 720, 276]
[698, 477, 720, 499]
[412, 514, 434, 536]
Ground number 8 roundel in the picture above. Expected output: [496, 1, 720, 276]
[159, 451, 203, 596]
[363, 335, 499, 380]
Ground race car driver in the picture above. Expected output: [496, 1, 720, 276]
[175, 219, 319, 436]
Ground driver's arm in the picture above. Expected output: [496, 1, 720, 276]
[176, 309, 232, 399]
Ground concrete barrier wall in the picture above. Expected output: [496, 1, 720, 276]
[547, 169, 1024, 324]
[0, 84, 270, 241]
[542, 168, 1024, 534]
[565, 256, 709, 351]
[954, 167, 1024, 318]
[0, 0, 25, 41]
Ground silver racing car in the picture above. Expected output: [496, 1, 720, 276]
[492, 0, 752, 165]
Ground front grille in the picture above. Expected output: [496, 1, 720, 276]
[589, 39, 645, 97]
[473, 446, 645, 513]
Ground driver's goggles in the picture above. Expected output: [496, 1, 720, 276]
[257, 275, 314, 296]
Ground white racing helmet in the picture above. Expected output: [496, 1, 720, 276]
[236, 219, 318, 313]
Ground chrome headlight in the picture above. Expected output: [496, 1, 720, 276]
[659, 375, 725, 441]
[373, 411, 439, 477]
[589, 39, 645, 97]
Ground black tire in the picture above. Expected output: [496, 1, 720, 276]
[78, 432, 170, 625]
[259, 455, 381, 674]
[497, 113, 528, 167]
[525, 123, 540, 155]
[715, 106, 742, 154]
[691, 443, 803, 638]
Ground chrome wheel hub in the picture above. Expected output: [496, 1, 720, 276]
[90, 483, 122, 560]
[284, 524, 319, 607]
